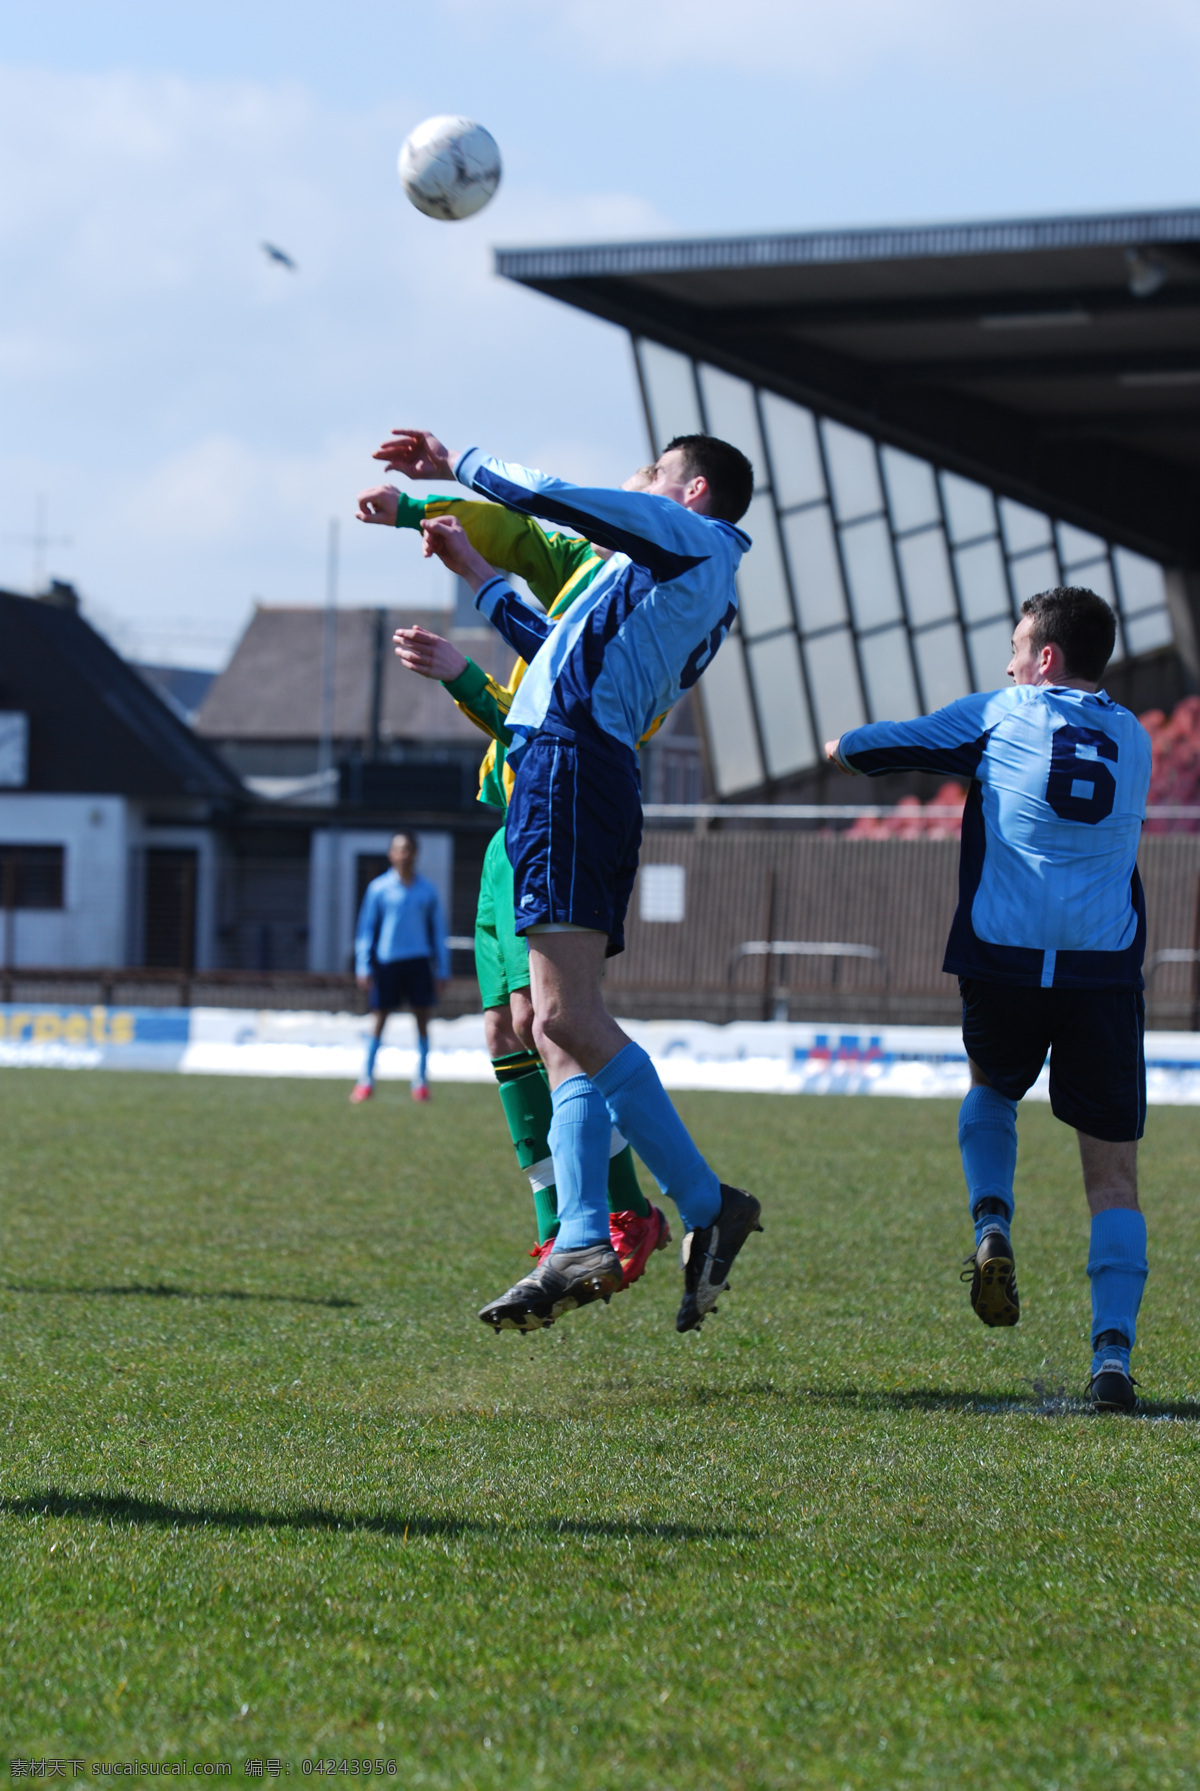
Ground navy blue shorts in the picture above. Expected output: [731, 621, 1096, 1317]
[369, 955, 437, 1012]
[505, 734, 642, 957]
[960, 978, 1146, 1141]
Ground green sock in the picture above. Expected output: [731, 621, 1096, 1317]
[606, 1137, 651, 1217]
[493, 1051, 559, 1245]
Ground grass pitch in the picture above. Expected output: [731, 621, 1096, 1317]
[3, 1070, 1200, 1787]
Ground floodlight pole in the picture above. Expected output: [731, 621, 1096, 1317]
[317, 519, 339, 780]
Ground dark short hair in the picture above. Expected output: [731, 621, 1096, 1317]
[1021, 586, 1116, 681]
[663, 434, 754, 524]
[390, 829, 417, 850]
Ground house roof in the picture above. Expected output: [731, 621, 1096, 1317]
[498, 205, 1200, 566]
[0, 589, 244, 801]
[196, 605, 516, 744]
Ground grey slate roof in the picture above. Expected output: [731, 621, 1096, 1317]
[196, 606, 516, 744]
[0, 589, 244, 800]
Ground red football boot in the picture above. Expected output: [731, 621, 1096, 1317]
[349, 1082, 373, 1105]
[609, 1206, 672, 1289]
[411, 1082, 431, 1103]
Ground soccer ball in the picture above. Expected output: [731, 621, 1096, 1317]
[398, 116, 502, 222]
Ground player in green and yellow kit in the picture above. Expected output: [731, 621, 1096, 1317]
[356, 478, 670, 1303]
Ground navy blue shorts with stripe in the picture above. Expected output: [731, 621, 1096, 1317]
[960, 977, 1146, 1141]
[506, 733, 642, 956]
[369, 955, 437, 1012]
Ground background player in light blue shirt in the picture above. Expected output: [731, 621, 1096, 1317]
[351, 831, 449, 1106]
[370, 426, 763, 1337]
[827, 586, 1152, 1412]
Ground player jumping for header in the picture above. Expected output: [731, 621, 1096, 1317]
[826, 587, 1152, 1413]
[371, 425, 762, 1334]
[354, 476, 671, 1300]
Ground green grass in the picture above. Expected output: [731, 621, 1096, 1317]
[3, 1069, 1200, 1787]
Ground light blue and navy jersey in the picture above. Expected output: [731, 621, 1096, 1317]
[453, 447, 750, 766]
[354, 870, 449, 980]
[837, 686, 1152, 989]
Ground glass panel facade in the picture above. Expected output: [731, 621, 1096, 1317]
[859, 626, 919, 726]
[804, 630, 866, 743]
[941, 473, 996, 545]
[999, 498, 1053, 556]
[968, 618, 1016, 692]
[698, 364, 767, 489]
[954, 538, 1010, 624]
[694, 628, 763, 797]
[1057, 522, 1107, 569]
[897, 528, 957, 627]
[1124, 606, 1174, 655]
[782, 505, 847, 632]
[761, 392, 825, 510]
[636, 339, 702, 445]
[632, 335, 1175, 794]
[735, 493, 793, 638]
[747, 633, 815, 778]
[882, 447, 941, 533]
[822, 420, 883, 522]
[841, 517, 902, 631]
[913, 622, 972, 712]
[1008, 548, 1062, 608]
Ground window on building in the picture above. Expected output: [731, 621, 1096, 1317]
[0, 844, 65, 909]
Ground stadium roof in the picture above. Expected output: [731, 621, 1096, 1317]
[498, 206, 1200, 568]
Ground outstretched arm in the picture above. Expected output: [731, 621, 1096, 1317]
[392, 626, 516, 746]
[376, 428, 719, 582]
[832, 694, 1000, 779]
[421, 514, 553, 663]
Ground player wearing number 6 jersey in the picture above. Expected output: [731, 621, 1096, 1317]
[827, 587, 1153, 1413]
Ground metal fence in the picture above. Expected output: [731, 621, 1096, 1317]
[607, 832, 1200, 1027]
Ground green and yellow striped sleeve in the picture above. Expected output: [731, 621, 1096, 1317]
[395, 491, 594, 610]
[441, 656, 515, 749]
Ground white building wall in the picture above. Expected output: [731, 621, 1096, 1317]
[308, 828, 453, 973]
[0, 793, 131, 966]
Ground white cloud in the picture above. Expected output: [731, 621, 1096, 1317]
[0, 63, 661, 663]
[451, 0, 1200, 81]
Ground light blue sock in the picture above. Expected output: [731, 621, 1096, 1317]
[362, 1033, 382, 1085]
[958, 1086, 1018, 1245]
[548, 1076, 614, 1251]
[592, 1043, 720, 1231]
[1088, 1208, 1147, 1353]
[415, 1033, 430, 1085]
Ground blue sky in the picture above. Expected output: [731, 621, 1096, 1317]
[2, 0, 1198, 665]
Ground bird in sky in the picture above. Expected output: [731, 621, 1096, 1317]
[261, 242, 298, 271]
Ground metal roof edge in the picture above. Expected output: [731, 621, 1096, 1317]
[495, 205, 1200, 283]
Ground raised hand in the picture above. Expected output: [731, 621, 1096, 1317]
[356, 484, 400, 525]
[371, 429, 455, 480]
[393, 625, 469, 683]
[420, 514, 496, 592]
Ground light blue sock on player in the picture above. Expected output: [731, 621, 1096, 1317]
[548, 1076, 613, 1251]
[415, 1033, 430, 1086]
[958, 1085, 1018, 1244]
[592, 1043, 721, 1232]
[362, 1033, 382, 1086]
[1088, 1207, 1147, 1354]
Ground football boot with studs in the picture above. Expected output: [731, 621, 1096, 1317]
[478, 1241, 623, 1334]
[676, 1184, 763, 1333]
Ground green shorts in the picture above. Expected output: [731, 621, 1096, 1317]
[475, 824, 530, 1010]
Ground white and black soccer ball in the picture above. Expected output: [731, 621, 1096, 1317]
[398, 116, 502, 222]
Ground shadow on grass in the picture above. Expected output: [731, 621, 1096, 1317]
[676, 1383, 1200, 1422]
[0, 1490, 752, 1543]
[2, 1281, 356, 1310]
